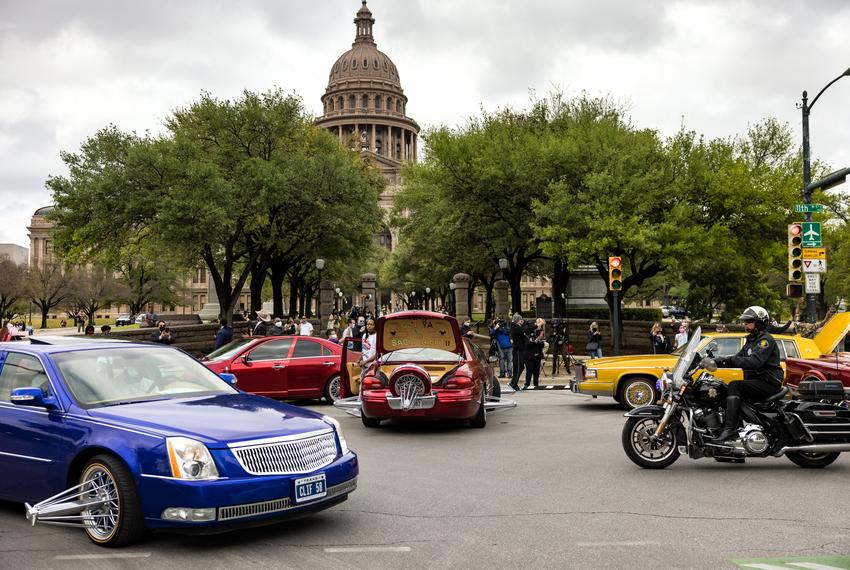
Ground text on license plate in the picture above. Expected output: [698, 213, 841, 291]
[294, 474, 327, 503]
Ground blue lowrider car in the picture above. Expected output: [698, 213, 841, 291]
[0, 340, 358, 546]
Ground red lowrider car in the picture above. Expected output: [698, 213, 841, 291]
[334, 311, 514, 428]
[201, 336, 343, 402]
[785, 350, 850, 399]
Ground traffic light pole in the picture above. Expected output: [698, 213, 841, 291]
[801, 90, 816, 324]
[612, 290, 620, 356]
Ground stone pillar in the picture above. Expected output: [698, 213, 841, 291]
[371, 124, 376, 152]
[319, 280, 334, 330]
[198, 269, 221, 322]
[413, 134, 417, 162]
[494, 280, 509, 320]
[453, 273, 471, 324]
[361, 273, 377, 315]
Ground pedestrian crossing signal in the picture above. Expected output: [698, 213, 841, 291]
[788, 223, 803, 281]
[787, 283, 804, 298]
[608, 256, 622, 291]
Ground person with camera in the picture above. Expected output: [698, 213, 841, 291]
[150, 321, 173, 345]
[489, 318, 513, 379]
[522, 318, 546, 390]
[509, 313, 526, 391]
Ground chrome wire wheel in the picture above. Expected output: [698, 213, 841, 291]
[326, 375, 341, 402]
[80, 464, 120, 543]
[622, 379, 656, 409]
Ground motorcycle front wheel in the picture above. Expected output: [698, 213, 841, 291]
[622, 417, 680, 469]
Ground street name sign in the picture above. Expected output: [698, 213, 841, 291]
[805, 274, 821, 294]
[801, 222, 822, 247]
[802, 247, 827, 259]
[803, 259, 827, 274]
[794, 203, 824, 213]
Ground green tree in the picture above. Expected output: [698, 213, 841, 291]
[0, 259, 27, 325]
[27, 262, 72, 329]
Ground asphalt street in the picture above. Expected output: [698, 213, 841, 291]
[1, 389, 849, 569]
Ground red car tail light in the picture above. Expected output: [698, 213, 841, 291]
[361, 377, 384, 391]
[443, 375, 473, 390]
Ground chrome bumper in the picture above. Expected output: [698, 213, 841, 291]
[386, 394, 436, 410]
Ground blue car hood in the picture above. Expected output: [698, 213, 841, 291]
[86, 393, 330, 447]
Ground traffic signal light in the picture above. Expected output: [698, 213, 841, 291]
[608, 256, 622, 291]
[787, 283, 804, 298]
[788, 223, 803, 281]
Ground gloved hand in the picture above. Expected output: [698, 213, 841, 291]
[700, 357, 718, 371]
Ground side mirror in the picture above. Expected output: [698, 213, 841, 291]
[219, 373, 238, 386]
[706, 342, 718, 358]
[240, 353, 250, 365]
[10, 387, 57, 409]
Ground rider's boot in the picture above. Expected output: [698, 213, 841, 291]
[711, 395, 741, 443]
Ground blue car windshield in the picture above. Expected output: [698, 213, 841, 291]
[53, 347, 237, 407]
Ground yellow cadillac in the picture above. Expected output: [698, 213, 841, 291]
[572, 313, 850, 410]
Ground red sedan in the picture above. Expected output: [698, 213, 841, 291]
[202, 336, 343, 402]
[337, 311, 512, 428]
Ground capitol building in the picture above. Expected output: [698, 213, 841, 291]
[22, 1, 555, 318]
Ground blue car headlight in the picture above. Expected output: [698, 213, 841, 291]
[166, 437, 219, 480]
[322, 415, 349, 455]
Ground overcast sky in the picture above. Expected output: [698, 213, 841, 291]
[1, 0, 849, 248]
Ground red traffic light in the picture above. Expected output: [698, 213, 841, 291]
[789, 223, 802, 236]
[609, 256, 622, 268]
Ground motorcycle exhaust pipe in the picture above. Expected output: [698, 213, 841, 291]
[776, 443, 850, 456]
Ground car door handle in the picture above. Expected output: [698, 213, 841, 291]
[272, 364, 286, 370]
[322, 362, 334, 366]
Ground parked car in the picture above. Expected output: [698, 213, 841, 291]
[335, 310, 515, 428]
[201, 335, 343, 403]
[669, 306, 688, 319]
[0, 338, 357, 546]
[572, 312, 850, 410]
[660, 306, 672, 318]
[115, 314, 133, 326]
[784, 349, 850, 397]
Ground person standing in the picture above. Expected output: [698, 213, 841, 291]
[509, 313, 526, 391]
[586, 322, 602, 359]
[299, 316, 314, 337]
[489, 318, 512, 379]
[522, 319, 545, 389]
[150, 321, 173, 344]
[650, 322, 668, 354]
[674, 323, 689, 350]
[252, 312, 271, 337]
[357, 318, 378, 384]
[214, 319, 233, 349]
[268, 318, 284, 336]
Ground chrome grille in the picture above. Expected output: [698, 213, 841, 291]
[217, 477, 357, 521]
[219, 497, 291, 521]
[231, 431, 338, 475]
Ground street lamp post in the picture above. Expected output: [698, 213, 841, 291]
[449, 282, 456, 317]
[410, 291, 416, 310]
[800, 67, 850, 322]
[315, 258, 325, 323]
[425, 287, 431, 311]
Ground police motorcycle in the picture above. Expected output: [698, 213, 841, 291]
[622, 326, 850, 469]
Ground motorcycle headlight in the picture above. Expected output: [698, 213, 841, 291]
[323, 415, 349, 455]
[166, 437, 219, 480]
[584, 368, 597, 379]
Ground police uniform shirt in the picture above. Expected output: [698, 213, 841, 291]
[719, 329, 783, 386]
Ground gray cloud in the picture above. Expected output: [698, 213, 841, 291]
[1, 0, 849, 247]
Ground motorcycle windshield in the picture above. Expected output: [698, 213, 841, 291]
[670, 326, 701, 387]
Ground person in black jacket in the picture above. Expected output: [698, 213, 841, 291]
[704, 306, 783, 443]
[522, 319, 546, 390]
[509, 313, 526, 391]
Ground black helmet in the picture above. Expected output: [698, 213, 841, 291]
[738, 306, 770, 329]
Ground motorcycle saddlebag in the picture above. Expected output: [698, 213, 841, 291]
[794, 401, 850, 443]
[797, 380, 846, 402]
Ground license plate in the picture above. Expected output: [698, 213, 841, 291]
[294, 474, 327, 504]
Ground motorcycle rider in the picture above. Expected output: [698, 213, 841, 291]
[704, 306, 783, 443]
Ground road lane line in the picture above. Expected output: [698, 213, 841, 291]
[324, 546, 411, 553]
[787, 563, 849, 570]
[576, 541, 660, 547]
[54, 553, 151, 560]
